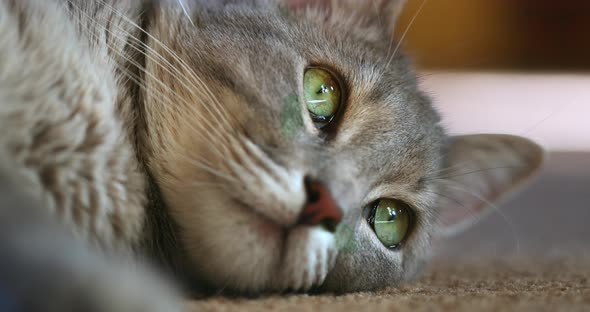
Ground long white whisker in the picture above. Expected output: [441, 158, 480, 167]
[176, 0, 196, 27]
[384, 0, 428, 71]
[66, 0, 235, 160]
[91, 0, 236, 130]
[425, 165, 525, 182]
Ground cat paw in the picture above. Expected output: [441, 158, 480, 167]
[274, 226, 337, 292]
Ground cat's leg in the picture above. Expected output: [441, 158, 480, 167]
[0, 1, 183, 310]
[0, 0, 145, 248]
[0, 164, 181, 312]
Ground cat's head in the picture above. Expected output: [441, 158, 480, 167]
[138, 0, 543, 293]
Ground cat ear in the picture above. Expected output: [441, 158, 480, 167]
[285, 0, 406, 34]
[436, 134, 544, 237]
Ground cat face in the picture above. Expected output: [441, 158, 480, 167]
[139, 0, 543, 293]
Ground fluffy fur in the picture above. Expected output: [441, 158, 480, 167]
[0, 0, 543, 309]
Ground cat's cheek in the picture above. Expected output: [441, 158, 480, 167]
[164, 189, 283, 291]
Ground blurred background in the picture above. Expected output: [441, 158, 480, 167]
[395, 0, 589, 258]
[398, 0, 590, 71]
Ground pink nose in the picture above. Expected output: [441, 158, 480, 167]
[297, 179, 342, 232]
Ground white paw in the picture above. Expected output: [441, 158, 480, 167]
[274, 226, 337, 291]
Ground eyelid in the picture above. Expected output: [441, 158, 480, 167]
[361, 184, 421, 211]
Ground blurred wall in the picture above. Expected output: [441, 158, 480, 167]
[397, 0, 590, 71]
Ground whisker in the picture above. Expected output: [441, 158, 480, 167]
[438, 179, 521, 256]
[371, 0, 385, 34]
[185, 157, 239, 184]
[176, 0, 196, 27]
[188, 182, 225, 189]
[90, 0, 236, 131]
[383, 0, 428, 70]
[520, 91, 580, 137]
[65, 0, 235, 160]
[424, 165, 526, 182]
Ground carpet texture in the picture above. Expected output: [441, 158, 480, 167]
[187, 256, 590, 312]
[186, 153, 590, 311]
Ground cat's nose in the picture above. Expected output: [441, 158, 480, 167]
[297, 178, 342, 232]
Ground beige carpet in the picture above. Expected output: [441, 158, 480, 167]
[186, 254, 590, 312]
[187, 255, 590, 312]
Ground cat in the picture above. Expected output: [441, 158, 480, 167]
[0, 0, 543, 309]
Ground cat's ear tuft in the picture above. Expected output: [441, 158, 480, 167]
[285, 0, 406, 34]
[435, 134, 544, 237]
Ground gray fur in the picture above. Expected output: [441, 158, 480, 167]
[0, 0, 543, 306]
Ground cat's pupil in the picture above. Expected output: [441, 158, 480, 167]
[317, 85, 330, 94]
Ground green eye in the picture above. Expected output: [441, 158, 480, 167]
[369, 199, 412, 248]
[303, 68, 342, 128]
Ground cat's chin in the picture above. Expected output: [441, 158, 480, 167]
[170, 191, 338, 293]
[199, 224, 337, 293]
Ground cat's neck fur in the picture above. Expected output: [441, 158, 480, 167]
[66, 0, 184, 265]
[66, 0, 148, 148]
